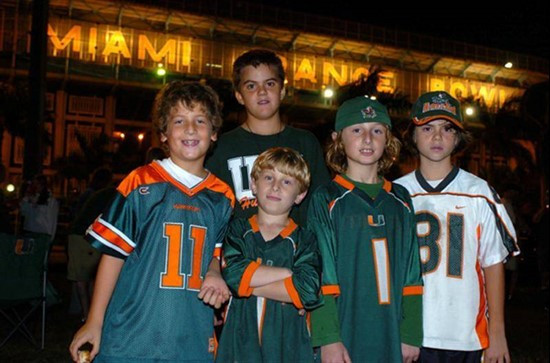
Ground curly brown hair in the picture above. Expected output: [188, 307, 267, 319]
[326, 126, 401, 175]
[152, 81, 223, 137]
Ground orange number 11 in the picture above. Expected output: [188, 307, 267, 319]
[161, 223, 207, 290]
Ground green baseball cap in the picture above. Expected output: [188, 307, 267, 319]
[411, 91, 464, 129]
[335, 96, 392, 131]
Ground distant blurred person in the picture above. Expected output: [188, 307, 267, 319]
[533, 195, 549, 310]
[19, 174, 59, 241]
[67, 167, 114, 321]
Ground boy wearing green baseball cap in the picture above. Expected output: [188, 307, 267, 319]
[308, 96, 424, 362]
[396, 91, 519, 362]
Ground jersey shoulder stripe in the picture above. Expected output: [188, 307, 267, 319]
[117, 163, 165, 197]
[117, 162, 235, 208]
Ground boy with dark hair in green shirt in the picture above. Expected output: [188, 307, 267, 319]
[206, 49, 329, 225]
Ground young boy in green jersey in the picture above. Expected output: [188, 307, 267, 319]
[217, 147, 322, 362]
[308, 96, 423, 362]
[69, 81, 234, 363]
[206, 49, 329, 225]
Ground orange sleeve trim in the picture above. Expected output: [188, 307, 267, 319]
[321, 285, 340, 296]
[403, 286, 423, 296]
[284, 276, 304, 309]
[212, 247, 221, 258]
[91, 220, 134, 254]
[238, 261, 261, 297]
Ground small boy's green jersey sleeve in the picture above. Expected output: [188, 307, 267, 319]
[288, 228, 323, 310]
[221, 221, 259, 298]
[399, 188, 424, 347]
[311, 295, 341, 347]
[307, 185, 343, 345]
[400, 294, 423, 346]
[307, 188, 340, 295]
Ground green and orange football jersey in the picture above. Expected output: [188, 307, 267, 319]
[308, 175, 423, 362]
[217, 215, 322, 362]
[87, 161, 234, 363]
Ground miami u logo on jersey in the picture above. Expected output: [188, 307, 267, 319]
[368, 215, 386, 227]
[227, 155, 258, 202]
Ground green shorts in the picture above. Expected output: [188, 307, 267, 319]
[67, 234, 101, 281]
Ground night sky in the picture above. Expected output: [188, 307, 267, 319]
[259, 0, 549, 59]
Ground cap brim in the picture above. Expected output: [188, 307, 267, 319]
[413, 115, 464, 129]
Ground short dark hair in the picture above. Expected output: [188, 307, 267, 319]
[152, 81, 223, 136]
[403, 121, 472, 156]
[232, 49, 285, 88]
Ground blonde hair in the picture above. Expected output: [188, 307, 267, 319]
[326, 126, 401, 175]
[251, 147, 310, 193]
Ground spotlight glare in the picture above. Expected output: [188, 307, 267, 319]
[6, 184, 15, 193]
[465, 107, 475, 116]
[504, 62, 513, 69]
[323, 88, 334, 99]
[138, 133, 145, 141]
[156, 63, 166, 77]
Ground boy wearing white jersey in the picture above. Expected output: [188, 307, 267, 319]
[395, 91, 519, 363]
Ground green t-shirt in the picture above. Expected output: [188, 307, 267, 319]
[206, 125, 330, 225]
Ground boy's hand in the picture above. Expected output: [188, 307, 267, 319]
[401, 343, 420, 363]
[484, 332, 510, 363]
[321, 342, 352, 363]
[69, 321, 102, 362]
[198, 269, 230, 309]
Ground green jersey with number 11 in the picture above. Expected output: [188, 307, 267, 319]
[87, 161, 234, 362]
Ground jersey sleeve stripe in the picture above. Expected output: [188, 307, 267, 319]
[88, 230, 131, 257]
[284, 276, 304, 309]
[321, 285, 341, 296]
[485, 199, 519, 255]
[403, 286, 423, 296]
[89, 219, 134, 255]
[238, 261, 261, 297]
[94, 217, 136, 248]
[213, 247, 221, 258]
